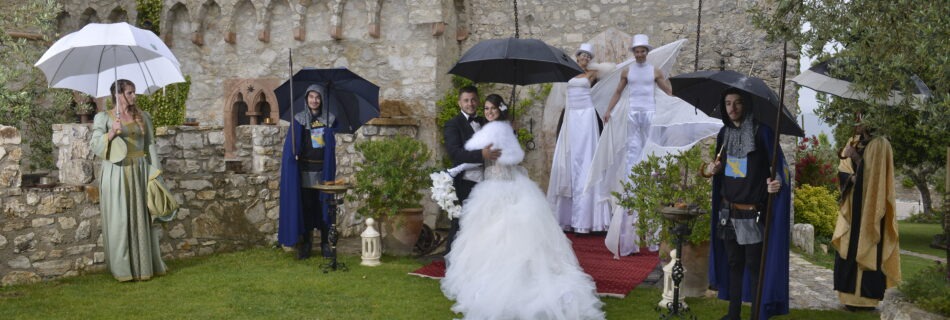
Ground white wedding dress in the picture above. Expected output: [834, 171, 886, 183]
[441, 121, 604, 320]
[548, 77, 604, 233]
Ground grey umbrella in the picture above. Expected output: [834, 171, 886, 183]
[792, 57, 932, 106]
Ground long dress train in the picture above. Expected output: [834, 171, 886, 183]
[442, 121, 604, 320]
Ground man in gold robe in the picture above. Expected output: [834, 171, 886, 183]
[832, 125, 901, 310]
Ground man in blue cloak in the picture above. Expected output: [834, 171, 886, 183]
[279, 84, 337, 259]
[707, 88, 790, 320]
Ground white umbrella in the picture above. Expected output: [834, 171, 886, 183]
[34, 22, 184, 98]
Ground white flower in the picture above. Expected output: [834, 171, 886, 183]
[430, 171, 462, 219]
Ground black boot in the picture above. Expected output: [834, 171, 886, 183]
[296, 230, 313, 260]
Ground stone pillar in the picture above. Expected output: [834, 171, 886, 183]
[53, 124, 96, 185]
[0, 126, 22, 189]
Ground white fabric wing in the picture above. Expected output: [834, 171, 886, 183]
[583, 39, 723, 258]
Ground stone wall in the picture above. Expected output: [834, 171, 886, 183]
[1, 120, 418, 285]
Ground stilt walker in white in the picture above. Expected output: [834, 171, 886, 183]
[586, 35, 722, 258]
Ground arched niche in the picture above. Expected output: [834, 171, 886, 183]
[228, 0, 258, 45]
[56, 11, 73, 36]
[194, 0, 222, 46]
[222, 79, 281, 158]
[163, 2, 191, 48]
[107, 6, 128, 22]
[79, 8, 99, 27]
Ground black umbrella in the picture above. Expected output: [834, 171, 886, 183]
[274, 67, 380, 134]
[448, 37, 583, 85]
[792, 57, 932, 106]
[670, 70, 805, 137]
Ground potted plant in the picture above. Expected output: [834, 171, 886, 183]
[614, 145, 712, 297]
[75, 100, 97, 124]
[348, 135, 432, 256]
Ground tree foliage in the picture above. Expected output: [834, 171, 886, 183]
[0, 0, 73, 171]
[751, 0, 950, 216]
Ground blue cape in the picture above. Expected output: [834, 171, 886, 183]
[709, 123, 790, 319]
[278, 120, 337, 247]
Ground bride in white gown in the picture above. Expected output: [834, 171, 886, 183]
[441, 96, 605, 320]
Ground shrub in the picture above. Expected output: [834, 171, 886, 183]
[615, 145, 712, 245]
[793, 184, 839, 238]
[349, 135, 432, 220]
[794, 134, 838, 191]
[900, 263, 950, 316]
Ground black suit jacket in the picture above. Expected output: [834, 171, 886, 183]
[443, 113, 486, 201]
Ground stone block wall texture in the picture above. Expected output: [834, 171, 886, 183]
[20, 0, 800, 283]
[58, 0, 798, 188]
[1, 122, 416, 285]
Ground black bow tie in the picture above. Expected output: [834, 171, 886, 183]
[467, 116, 478, 124]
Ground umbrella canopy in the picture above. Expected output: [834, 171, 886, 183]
[34, 22, 184, 98]
[792, 57, 932, 106]
[273, 67, 380, 134]
[671, 70, 805, 137]
[448, 37, 583, 85]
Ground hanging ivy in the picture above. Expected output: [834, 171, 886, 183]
[136, 76, 190, 127]
[135, 0, 162, 34]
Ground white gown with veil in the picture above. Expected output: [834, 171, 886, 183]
[441, 121, 605, 320]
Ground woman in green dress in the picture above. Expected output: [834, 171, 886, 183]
[90, 79, 167, 281]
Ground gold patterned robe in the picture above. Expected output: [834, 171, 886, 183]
[832, 135, 901, 307]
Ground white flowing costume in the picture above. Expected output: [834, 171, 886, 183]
[442, 121, 605, 320]
[548, 77, 603, 233]
[583, 39, 723, 258]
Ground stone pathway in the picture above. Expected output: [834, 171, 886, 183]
[900, 249, 947, 264]
[788, 252, 841, 310]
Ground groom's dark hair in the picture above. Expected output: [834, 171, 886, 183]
[458, 85, 478, 98]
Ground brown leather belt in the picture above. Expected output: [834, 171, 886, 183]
[722, 200, 759, 211]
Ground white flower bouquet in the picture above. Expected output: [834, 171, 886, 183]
[429, 163, 481, 220]
[429, 170, 461, 219]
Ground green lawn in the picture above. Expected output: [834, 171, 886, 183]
[898, 222, 946, 257]
[0, 248, 879, 319]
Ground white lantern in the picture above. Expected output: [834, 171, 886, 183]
[360, 218, 381, 266]
[658, 249, 688, 309]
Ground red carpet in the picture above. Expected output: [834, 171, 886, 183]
[409, 233, 659, 297]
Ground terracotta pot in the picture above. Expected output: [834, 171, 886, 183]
[379, 208, 424, 256]
[77, 113, 93, 124]
[659, 240, 711, 298]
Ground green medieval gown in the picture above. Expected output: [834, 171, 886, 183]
[91, 111, 167, 281]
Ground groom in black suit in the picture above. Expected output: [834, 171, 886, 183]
[442, 85, 500, 255]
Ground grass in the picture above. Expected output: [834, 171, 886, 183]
[0, 248, 882, 320]
[898, 222, 946, 257]
[793, 245, 940, 282]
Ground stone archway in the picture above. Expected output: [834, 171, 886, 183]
[222, 78, 281, 158]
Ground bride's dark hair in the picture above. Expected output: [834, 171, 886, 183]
[484, 94, 509, 120]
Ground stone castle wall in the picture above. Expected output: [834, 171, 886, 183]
[0, 121, 415, 285]
[10, 0, 801, 284]
[57, 0, 798, 186]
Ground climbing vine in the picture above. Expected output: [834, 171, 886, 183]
[135, 0, 162, 34]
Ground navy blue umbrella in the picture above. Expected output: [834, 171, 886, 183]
[274, 67, 380, 134]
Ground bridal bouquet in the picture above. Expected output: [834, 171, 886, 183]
[429, 171, 461, 219]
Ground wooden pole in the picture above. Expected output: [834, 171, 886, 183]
[752, 40, 789, 320]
